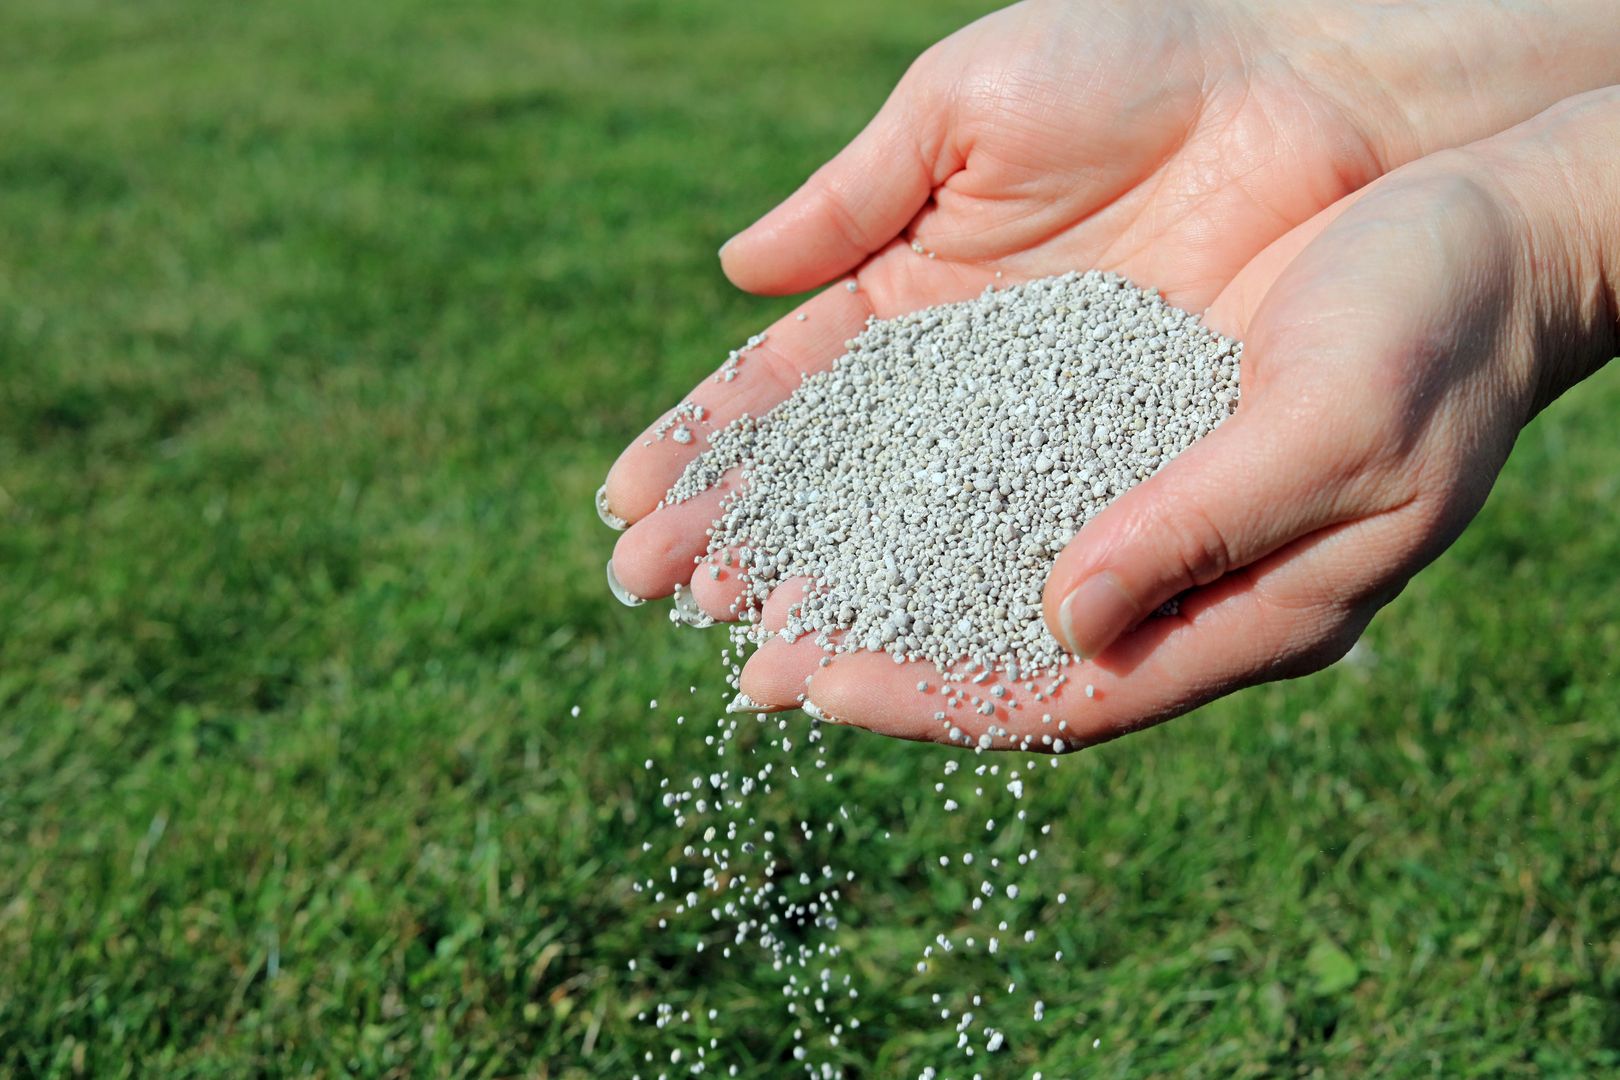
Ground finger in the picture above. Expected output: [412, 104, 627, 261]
[725, 579, 821, 712]
[798, 652, 1015, 746]
[756, 577, 813, 632]
[688, 546, 796, 625]
[1039, 390, 1383, 661]
[603, 242, 1000, 527]
[718, 65, 948, 296]
[732, 578, 835, 708]
[808, 509, 1416, 747]
[688, 550, 749, 622]
[601, 282, 874, 524]
[609, 477, 733, 603]
[739, 635, 829, 712]
[688, 558, 813, 631]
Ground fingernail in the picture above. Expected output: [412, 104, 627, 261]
[595, 484, 627, 531]
[801, 699, 849, 725]
[606, 560, 644, 607]
[1057, 570, 1138, 659]
[670, 585, 715, 628]
[719, 234, 738, 258]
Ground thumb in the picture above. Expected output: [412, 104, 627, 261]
[1041, 401, 1363, 660]
[719, 64, 947, 296]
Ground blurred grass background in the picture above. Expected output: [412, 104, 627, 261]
[2, 0, 1618, 1075]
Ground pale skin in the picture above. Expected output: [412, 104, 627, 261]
[601, 0, 1620, 748]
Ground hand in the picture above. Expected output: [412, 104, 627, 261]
[600, 0, 1620, 743]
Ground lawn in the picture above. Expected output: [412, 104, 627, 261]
[2, 0, 1618, 1076]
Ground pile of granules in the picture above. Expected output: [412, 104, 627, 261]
[666, 270, 1241, 676]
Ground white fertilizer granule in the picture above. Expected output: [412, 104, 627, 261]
[666, 270, 1240, 676]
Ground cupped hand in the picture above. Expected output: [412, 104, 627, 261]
[600, 0, 1620, 746]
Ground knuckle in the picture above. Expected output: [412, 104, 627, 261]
[1264, 366, 1414, 500]
[1157, 499, 1235, 590]
[1386, 150, 1519, 231]
[819, 184, 879, 256]
[1290, 621, 1365, 678]
[1264, 610, 1369, 683]
[752, 343, 809, 403]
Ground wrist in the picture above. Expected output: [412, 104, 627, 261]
[1251, 0, 1620, 174]
[1475, 87, 1620, 411]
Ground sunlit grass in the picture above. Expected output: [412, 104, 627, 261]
[1, 1, 1617, 1075]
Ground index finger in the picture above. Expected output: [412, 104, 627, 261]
[600, 281, 875, 524]
[600, 243, 1005, 525]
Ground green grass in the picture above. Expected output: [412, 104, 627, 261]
[2, 1, 1618, 1076]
